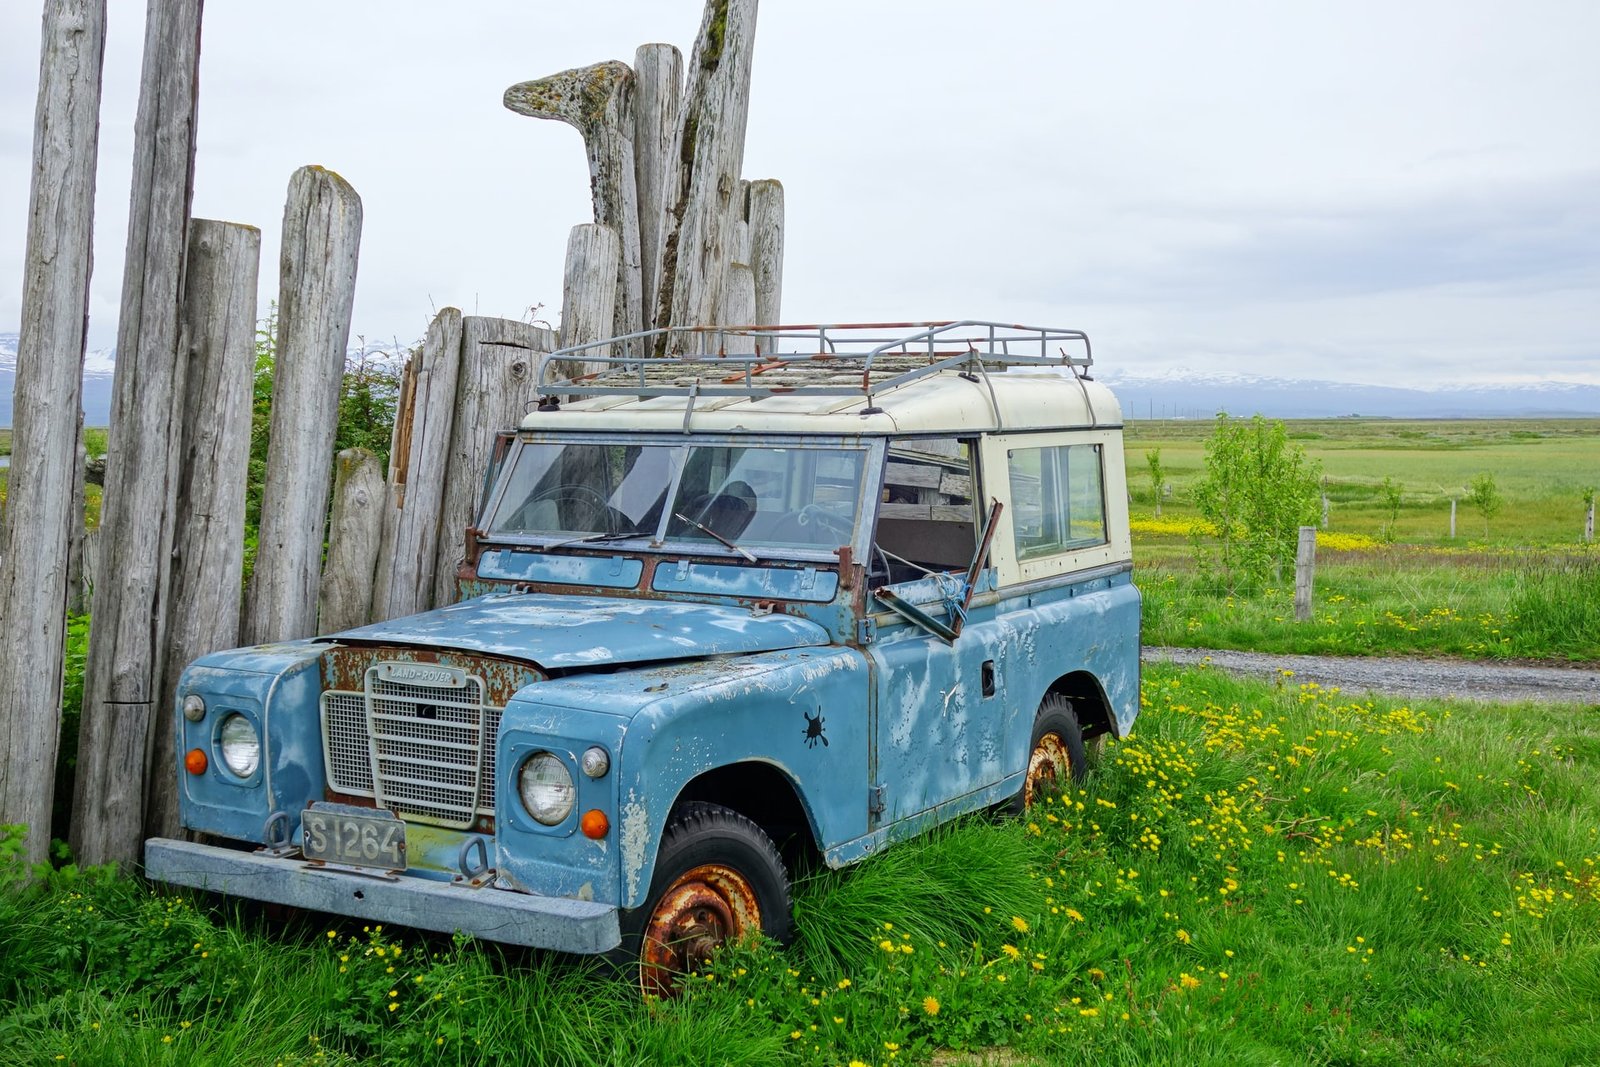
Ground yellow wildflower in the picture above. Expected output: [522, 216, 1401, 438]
[1011, 915, 1030, 934]
[923, 996, 940, 1016]
[1001, 944, 1022, 960]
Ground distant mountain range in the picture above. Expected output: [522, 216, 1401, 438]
[2, 331, 1597, 427]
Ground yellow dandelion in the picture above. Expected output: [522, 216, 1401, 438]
[879, 939, 896, 952]
[1011, 915, 1030, 934]
[837, 978, 852, 989]
[1001, 944, 1022, 960]
[1065, 908, 1085, 922]
[1179, 973, 1201, 990]
[1079, 1007, 1099, 1017]
[923, 996, 940, 1016]
[387, 1003, 398, 1013]
[1176, 928, 1191, 944]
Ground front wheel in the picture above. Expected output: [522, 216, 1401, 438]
[619, 802, 792, 998]
[1014, 693, 1088, 812]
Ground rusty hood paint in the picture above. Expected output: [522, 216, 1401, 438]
[322, 591, 831, 669]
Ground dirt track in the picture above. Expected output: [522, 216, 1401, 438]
[1144, 646, 1600, 706]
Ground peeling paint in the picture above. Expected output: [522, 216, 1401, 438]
[620, 790, 649, 903]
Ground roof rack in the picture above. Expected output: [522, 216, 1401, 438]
[534, 321, 1093, 406]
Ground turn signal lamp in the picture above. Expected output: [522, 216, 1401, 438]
[580, 809, 610, 840]
[184, 748, 208, 775]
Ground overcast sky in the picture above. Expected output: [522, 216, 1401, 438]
[2, 1, 1597, 387]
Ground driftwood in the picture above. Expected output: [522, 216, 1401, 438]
[319, 448, 385, 633]
[74, 0, 200, 870]
[147, 219, 260, 839]
[633, 44, 682, 334]
[432, 317, 553, 608]
[555, 224, 620, 376]
[0, 0, 106, 868]
[657, 0, 759, 345]
[747, 178, 784, 327]
[505, 62, 642, 340]
[242, 166, 363, 646]
[371, 308, 462, 621]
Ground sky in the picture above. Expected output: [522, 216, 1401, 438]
[1, 0, 1597, 388]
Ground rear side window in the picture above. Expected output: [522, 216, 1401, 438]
[1008, 444, 1106, 559]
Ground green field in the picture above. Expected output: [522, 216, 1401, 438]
[5, 668, 1597, 1065]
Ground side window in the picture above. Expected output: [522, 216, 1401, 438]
[1008, 443, 1106, 560]
[873, 438, 976, 583]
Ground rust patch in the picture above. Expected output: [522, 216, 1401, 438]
[638, 863, 761, 998]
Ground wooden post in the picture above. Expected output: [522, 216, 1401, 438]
[633, 44, 683, 335]
[0, 0, 106, 869]
[554, 224, 621, 378]
[1320, 493, 1329, 529]
[242, 166, 363, 646]
[748, 178, 784, 328]
[370, 308, 462, 622]
[1449, 498, 1457, 539]
[1294, 525, 1316, 622]
[505, 62, 643, 340]
[657, 0, 759, 346]
[1585, 499, 1595, 543]
[319, 448, 385, 633]
[432, 318, 554, 608]
[147, 219, 259, 839]
[74, 0, 200, 870]
[66, 412, 88, 615]
[721, 262, 756, 331]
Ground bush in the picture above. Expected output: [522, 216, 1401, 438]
[1190, 413, 1321, 591]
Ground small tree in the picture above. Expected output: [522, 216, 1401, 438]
[1146, 448, 1167, 517]
[1466, 472, 1502, 537]
[1380, 476, 1403, 542]
[1191, 413, 1322, 591]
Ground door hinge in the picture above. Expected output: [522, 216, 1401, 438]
[868, 784, 886, 817]
[856, 617, 877, 644]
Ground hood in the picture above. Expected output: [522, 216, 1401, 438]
[324, 592, 831, 669]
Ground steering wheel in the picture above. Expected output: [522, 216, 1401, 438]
[528, 483, 615, 532]
[795, 504, 853, 535]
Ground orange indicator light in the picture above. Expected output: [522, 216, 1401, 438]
[580, 809, 610, 839]
[184, 748, 208, 775]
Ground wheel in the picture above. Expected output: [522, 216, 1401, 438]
[529, 483, 612, 532]
[1015, 693, 1088, 812]
[618, 802, 792, 998]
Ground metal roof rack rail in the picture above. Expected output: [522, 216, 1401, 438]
[533, 320, 1093, 406]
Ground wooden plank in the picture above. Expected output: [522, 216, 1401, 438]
[148, 219, 259, 839]
[319, 448, 385, 633]
[371, 308, 462, 622]
[878, 503, 972, 523]
[242, 166, 362, 645]
[939, 472, 971, 499]
[657, 0, 758, 346]
[0, 0, 106, 869]
[432, 317, 553, 608]
[74, 0, 200, 869]
[747, 178, 783, 327]
[885, 462, 942, 490]
[633, 44, 682, 335]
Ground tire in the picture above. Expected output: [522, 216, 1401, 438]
[615, 801, 792, 997]
[1010, 693, 1088, 813]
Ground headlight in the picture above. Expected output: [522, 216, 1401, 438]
[518, 752, 575, 826]
[182, 694, 206, 722]
[218, 713, 260, 777]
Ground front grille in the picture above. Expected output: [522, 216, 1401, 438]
[321, 666, 504, 828]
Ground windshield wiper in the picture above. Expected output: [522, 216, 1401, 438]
[544, 531, 644, 550]
[673, 513, 759, 563]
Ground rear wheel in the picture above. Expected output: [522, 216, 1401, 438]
[619, 802, 792, 998]
[1016, 693, 1088, 811]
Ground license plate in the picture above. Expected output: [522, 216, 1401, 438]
[301, 805, 407, 871]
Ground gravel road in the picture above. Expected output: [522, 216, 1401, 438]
[1144, 646, 1600, 706]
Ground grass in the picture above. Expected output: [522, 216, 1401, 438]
[5, 667, 1598, 1065]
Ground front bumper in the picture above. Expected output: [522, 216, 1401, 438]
[145, 838, 621, 954]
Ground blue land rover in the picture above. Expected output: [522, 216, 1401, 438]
[146, 321, 1140, 993]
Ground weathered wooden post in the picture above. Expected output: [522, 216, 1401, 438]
[552, 224, 621, 380]
[319, 448, 385, 633]
[242, 166, 362, 646]
[505, 62, 643, 340]
[656, 0, 759, 345]
[147, 219, 260, 839]
[74, 0, 201, 870]
[371, 308, 462, 621]
[747, 178, 784, 328]
[721, 262, 756, 332]
[1294, 525, 1317, 622]
[0, 0, 106, 869]
[1585, 492, 1595, 543]
[432, 317, 553, 608]
[633, 44, 683, 334]
[1449, 498, 1457, 539]
[66, 412, 88, 615]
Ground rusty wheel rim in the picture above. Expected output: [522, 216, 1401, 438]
[1024, 731, 1070, 810]
[639, 863, 762, 998]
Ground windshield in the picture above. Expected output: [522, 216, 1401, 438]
[484, 440, 869, 554]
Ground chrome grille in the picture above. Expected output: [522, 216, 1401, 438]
[320, 666, 504, 828]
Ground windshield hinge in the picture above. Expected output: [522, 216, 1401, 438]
[856, 617, 876, 645]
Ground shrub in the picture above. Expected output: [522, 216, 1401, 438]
[1190, 413, 1321, 591]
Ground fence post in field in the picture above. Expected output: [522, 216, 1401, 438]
[1449, 498, 1457, 539]
[633, 43, 683, 334]
[504, 62, 642, 340]
[1320, 493, 1329, 529]
[147, 219, 260, 839]
[1585, 497, 1595, 543]
[432, 318, 554, 608]
[319, 448, 385, 633]
[553, 224, 620, 378]
[0, 0, 106, 869]
[748, 178, 784, 329]
[242, 166, 362, 646]
[74, 0, 201, 870]
[370, 308, 462, 622]
[1294, 525, 1317, 623]
[656, 0, 759, 347]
